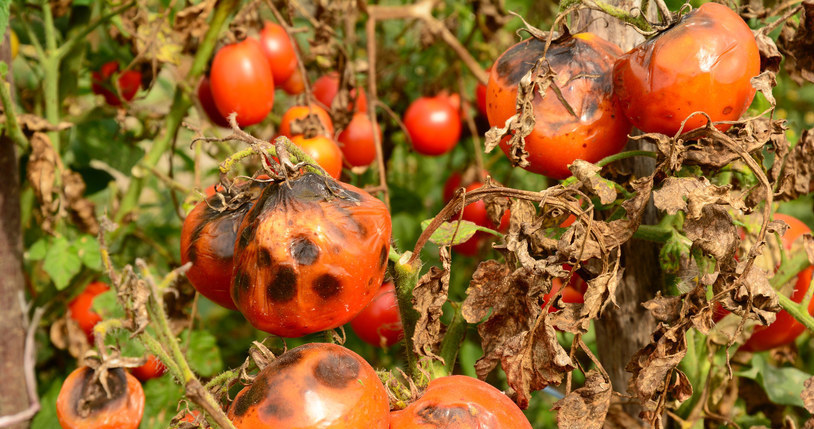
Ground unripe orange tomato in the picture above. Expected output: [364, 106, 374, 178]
[337, 112, 381, 168]
[56, 367, 145, 429]
[279, 104, 334, 138]
[210, 38, 275, 127]
[67, 282, 109, 343]
[487, 33, 631, 179]
[290, 135, 344, 179]
[404, 96, 461, 156]
[258, 21, 298, 85]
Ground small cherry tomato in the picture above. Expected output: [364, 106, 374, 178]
[258, 21, 298, 85]
[279, 104, 334, 138]
[91, 61, 141, 107]
[210, 38, 275, 127]
[67, 282, 110, 343]
[350, 281, 403, 347]
[613, 3, 759, 135]
[290, 135, 344, 179]
[279, 67, 305, 95]
[227, 343, 390, 428]
[312, 72, 368, 112]
[130, 355, 166, 382]
[197, 76, 230, 127]
[337, 112, 381, 168]
[487, 33, 631, 179]
[390, 375, 532, 429]
[57, 366, 145, 429]
[404, 96, 461, 156]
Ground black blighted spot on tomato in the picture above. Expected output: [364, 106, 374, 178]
[379, 245, 388, 269]
[312, 274, 341, 300]
[230, 375, 270, 417]
[259, 391, 294, 420]
[269, 347, 305, 371]
[416, 404, 474, 425]
[74, 367, 127, 414]
[57, 366, 145, 429]
[291, 236, 319, 265]
[313, 353, 360, 388]
[237, 222, 256, 250]
[257, 248, 273, 267]
[268, 266, 298, 303]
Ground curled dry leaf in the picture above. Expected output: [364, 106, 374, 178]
[775, 127, 814, 201]
[0, 114, 72, 133]
[778, 0, 814, 84]
[751, 71, 778, 108]
[802, 376, 814, 414]
[717, 262, 780, 326]
[503, 199, 565, 275]
[753, 28, 783, 74]
[684, 205, 739, 270]
[411, 247, 451, 360]
[173, 0, 217, 53]
[569, 159, 617, 205]
[63, 170, 100, 235]
[642, 293, 682, 324]
[552, 370, 611, 429]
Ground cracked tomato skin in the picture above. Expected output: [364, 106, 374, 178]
[227, 343, 390, 429]
[612, 2, 759, 135]
[57, 367, 145, 429]
[231, 173, 391, 337]
[390, 376, 531, 429]
[486, 33, 631, 180]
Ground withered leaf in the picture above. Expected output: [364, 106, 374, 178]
[570, 159, 617, 205]
[751, 71, 777, 108]
[684, 205, 739, 267]
[626, 323, 692, 415]
[27, 132, 58, 210]
[642, 293, 682, 323]
[173, 0, 216, 51]
[553, 370, 611, 429]
[411, 248, 451, 359]
[778, 0, 814, 84]
[63, 170, 100, 235]
[505, 199, 563, 275]
[0, 114, 72, 133]
[653, 177, 703, 215]
[653, 176, 746, 220]
[754, 28, 783, 74]
[803, 376, 814, 413]
[775, 127, 814, 201]
[805, 234, 814, 265]
[718, 262, 780, 326]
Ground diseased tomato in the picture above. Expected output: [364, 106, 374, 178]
[390, 375, 532, 429]
[180, 179, 269, 310]
[404, 96, 461, 156]
[227, 343, 390, 428]
[210, 38, 275, 127]
[312, 72, 368, 112]
[130, 355, 166, 382]
[91, 61, 141, 106]
[337, 112, 381, 168]
[279, 104, 334, 138]
[258, 21, 298, 85]
[57, 366, 145, 429]
[67, 282, 110, 343]
[290, 135, 343, 179]
[231, 173, 392, 337]
[612, 3, 760, 135]
[487, 33, 631, 179]
[350, 281, 403, 347]
[280, 67, 305, 95]
[197, 76, 230, 127]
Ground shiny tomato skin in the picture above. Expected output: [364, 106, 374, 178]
[258, 22, 298, 85]
[741, 213, 814, 352]
[404, 96, 461, 156]
[57, 367, 145, 429]
[197, 76, 230, 127]
[279, 104, 335, 138]
[312, 72, 368, 112]
[91, 61, 141, 106]
[487, 33, 631, 179]
[350, 281, 403, 347]
[390, 375, 532, 429]
[67, 282, 110, 343]
[231, 173, 392, 337]
[227, 343, 390, 428]
[290, 135, 344, 179]
[613, 3, 759, 135]
[280, 67, 305, 95]
[476, 81, 488, 117]
[210, 38, 275, 127]
[338, 113, 381, 168]
[130, 355, 166, 382]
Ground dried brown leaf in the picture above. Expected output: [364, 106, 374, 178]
[752, 71, 778, 108]
[803, 376, 814, 413]
[412, 248, 451, 359]
[570, 160, 617, 205]
[754, 28, 783, 74]
[642, 293, 682, 323]
[719, 262, 780, 326]
[63, 170, 99, 235]
[684, 205, 739, 268]
[775, 127, 814, 201]
[173, 0, 216, 51]
[778, 0, 814, 84]
[0, 114, 72, 133]
[27, 132, 59, 222]
[553, 370, 612, 429]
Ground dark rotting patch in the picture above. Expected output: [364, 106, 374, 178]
[312, 353, 360, 388]
[268, 266, 298, 303]
[312, 274, 341, 300]
[291, 236, 320, 265]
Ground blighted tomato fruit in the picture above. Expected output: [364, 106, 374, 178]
[390, 375, 532, 429]
[227, 343, 390, 428]
[487, 33, 631, 180]
[181, 179, 269, 310]
[231, 173, 392, 337]
[57, 367, 145, 429]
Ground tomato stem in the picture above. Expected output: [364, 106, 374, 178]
[771, 251, 814, 332]
[560, 150, 657, 187]
[0, 66, 28, 150]
[393, 250, 422, 381]
[438, 303, 466, 376]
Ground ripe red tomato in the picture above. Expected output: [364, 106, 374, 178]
[542, 275, 586, 313]
[197, 76, 230, 127]
[57, 366, 145, 429]
[279, 104, 335, 138]
[130, 355, 166, 382]
[290, 135, 344, 179]
[390, 375, 532, 429]
[404, 96, 461, 156]
[487, 33, 631, 179]
[91, 61, 141, 106]
[444, 181, 509, 256]
[337, 112, 381, 168]
[227, 343, 390, 428]
[231, 173, 392, 337]
[476, 81, 488, 117]
[312, 72, 368, 112]
[258, 21, 298, 85]
[210, 38, 275, 127]
[279, 67, 305, 95]
[350, 281, 403, 347]
[613, 3, 760, 135]
[67, 281, 109, 343]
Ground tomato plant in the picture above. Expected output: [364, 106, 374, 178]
[337, 112, 381, 167]
[612, 2, 760, 135]
[91, 61, 141, 107]
[210, 38, 275, 126]
[279, 104, 335, 138]
[312, 72, 368, 112]
[67, 282, 109, 343]
[258, 21, 298, 85]
[290, 134, 344, 179]
[130, 355, 166, 382]
[444, 180, 509, 256]
[404, 95, 462, 156]
[279, 67, 305, 95]
[350, 281, 404, 347]
[56, 367, 145, 429]
[196, 75, 230, 127]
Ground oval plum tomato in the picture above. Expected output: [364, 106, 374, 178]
[280, 67, 305, 95]
[390, 375, 532, 429]
[279, 104, 334, 138]
[258, 21, 298, 85]
[180, 180, 269, 310]
[130, 355, 166, 382]
[57, 366, 145, 429]
[613, 3, 759, 135]
[197, 76, 230, 127]
[92, 61, 141, 106]
[210, 38, 275, 127]
[227, 343, 390, 428]
[312, 72, 368, 112]
[404, 96, 461, 156]
[67, 282, 109, 343]
[290, 135, 344, 179]
[487, 33, 631, 179]
[231, 173, 392, 337]
[740, 213, 814, 352]
[350, 281, 403, 347]
[337, 112, 381, 168]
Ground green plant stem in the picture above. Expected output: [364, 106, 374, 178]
[204, 368, 241, 391]
[0, 67, 28, 149]
[777, 293, 814, 332]
[41, 1, 61, 154]
[438, 303, 466, 375]
[587, 0, 653, 31]
[393, 250, 422, 380]
[633, 224, 674, 243]
[140, 332, 182, 380]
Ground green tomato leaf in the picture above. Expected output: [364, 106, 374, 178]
[181, 330, 223, 377]
[27, 238, 48, 261]
[31, 379, 62, 429]
[44, 237, 82, 290]
[140, 376, 184, 429]
[103, 328, 146, 357]
[0, 2, 8, 49]
[420, 219, 495, 246]
[73, 235, 103, 271]
[92, 290, 125, 321]
[68, 116, 145, 174]
[737, 353, 810, 408]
